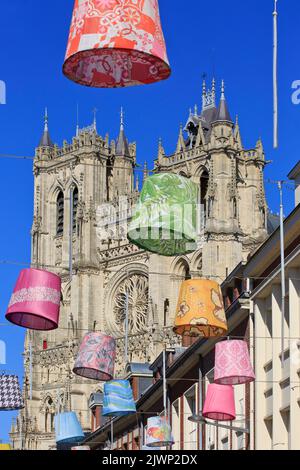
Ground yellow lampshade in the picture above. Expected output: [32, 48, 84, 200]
[174, 279, 228, 337]
[0, 444, 11, 451]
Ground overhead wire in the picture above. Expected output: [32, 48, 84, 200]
[0, 152, 295, 187]
[0, 258, 297, 283]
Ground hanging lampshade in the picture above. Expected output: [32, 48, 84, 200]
[128, 173, 198, 256]
[71, 446, 90, 451]
[0, 375, 24, 411]
[73, 332, 116, 381]
[54, 412, 84, 444]
[63, 0, 171, 88]
[102, 380, 136, 417]
[145, 417, 174, 448]
[202, 384, 236, 421]
[173, 279, 228, 337]
[214, 340, 255, 385]
[6, 268, 61, 331]
[0, 444, 11, 451]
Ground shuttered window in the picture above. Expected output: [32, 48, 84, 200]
[56, 191, 64, 236]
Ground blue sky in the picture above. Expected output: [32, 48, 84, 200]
[0, 0, 299, 441]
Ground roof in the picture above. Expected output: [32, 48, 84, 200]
[244, 204, 300, 278]
[126, 362, 152, 376]
[214, 96, 232, 123]
[267, 211, 280, 234]
[39, 128, 53, 148]
[116, 127, 130, 156]
[288, 160, 300, 180]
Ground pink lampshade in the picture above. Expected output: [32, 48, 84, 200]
[6, 268, 61, 331]
[202, 384, 236, 421]
[73, 332, 116, 381]
[63, 0, 171, 88]
[214, 340, 255, 385]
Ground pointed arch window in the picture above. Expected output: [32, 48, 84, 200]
[72, 186, 79, 232]
[56, 191, 64, 236]
[200, 170, 209, 224]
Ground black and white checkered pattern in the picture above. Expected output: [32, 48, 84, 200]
[0, 375, 24, 411]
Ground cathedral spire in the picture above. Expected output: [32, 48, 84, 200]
[93, 107, 98, 132]
[39, 108, 53, 148]
[215, 80, 233, 123]
[202, 77, 216, 111]
[116, 107, 130, 156]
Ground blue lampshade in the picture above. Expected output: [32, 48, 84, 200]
[102, 380, 136, 417]
[54, 412, 84, 444]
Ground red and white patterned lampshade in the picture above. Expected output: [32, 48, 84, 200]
[202, 384, 236, 421]
[63, 0, 171, 88]
[214, 340, 255, 385]
[6, 269, 61, 331]
[73, 332, 116, 381]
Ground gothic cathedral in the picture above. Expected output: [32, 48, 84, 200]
[10, 80, 269, 450]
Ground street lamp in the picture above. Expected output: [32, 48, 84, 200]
[188, 413, 249, 434]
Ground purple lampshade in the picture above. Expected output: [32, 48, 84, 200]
[6, 268, 61, 331]
[73, 332, 116, 381]
[214, 340, 255, 385]
[202, 384, 236, 421]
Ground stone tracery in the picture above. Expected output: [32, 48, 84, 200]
[112, 274, 149, 335]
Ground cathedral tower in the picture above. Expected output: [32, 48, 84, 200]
[10, 80, 270, 449]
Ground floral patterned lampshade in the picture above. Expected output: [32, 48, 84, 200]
[0, 375, 24, 411]
[145, 417, 174, 448]
[128, 173, 198, 256]
[202, 384, 236, 421]
[73, 332, 116, 381]
[54, 412, 84, 443]
[63, 0, 171, 88]
[214, 340, 255, 385]
[6, 268, 61, 331]
[102, 380, 136, 417]
[173, 279, 228, 337]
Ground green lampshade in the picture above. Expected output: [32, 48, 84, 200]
[128, 173, 198, 256]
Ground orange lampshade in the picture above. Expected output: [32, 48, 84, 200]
[173, 279, 228, 337]
[63, 0, 171, 88]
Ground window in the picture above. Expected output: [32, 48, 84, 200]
[184, 385, 197, 450]
[236, 432, 244, 450]
[45, 397, 54, 433]
[56, 191, 64, 236]
[72, 186, 79, 232]
[222, 437, 229, 450]
[200, 170, 209, 222]
[172, 399, 180, 450]
[164, 299, 169, 327]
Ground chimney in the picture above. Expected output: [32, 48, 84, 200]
[288, 161, 300, 207]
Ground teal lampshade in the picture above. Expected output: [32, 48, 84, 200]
[102, 380, 136, 417]
[54, 412, 84, 444]
[128, 173, 198, 256]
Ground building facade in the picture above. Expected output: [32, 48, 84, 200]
[245, 180, 300, 450]
[10, 79, 270, 450]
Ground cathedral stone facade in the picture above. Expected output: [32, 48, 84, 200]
[10, 80, 269, 450]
